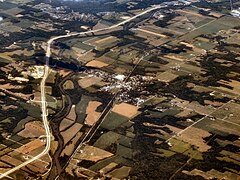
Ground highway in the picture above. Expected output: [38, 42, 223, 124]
[0, 4, 163, 179]
[0, 46, 51, 179]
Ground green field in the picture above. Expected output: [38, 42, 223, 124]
[94, 131, 122, 149]
[63, 38, 94, 51]
[0, 2, 18, 10]
[101, 111, 129, 130]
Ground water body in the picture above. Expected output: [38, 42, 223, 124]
[35, 58, 87, 72]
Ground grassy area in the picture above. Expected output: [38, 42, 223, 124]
[94, 131, 122, 150]
[12, 116, 34, 134]
[63, 38, 94, 51]
[19, 102, 41, 118]
[88, 156, 116, 172]
[116, 144, 132, 159]
[194, 117, 240, 136]
[217, 156, 240, 165]
[0, 49, 34, 61]
[180, 20, 233, 40]
[118, 136, 133, 148]
[156, 148, 176, 157]
[0, 2, 18, 10]
[100, 111, 129, 130]
[76, 95, 93, 124]
[194, 18, 213, 28]
[15, 19, 34, 29]
[169, 138, 203, 160]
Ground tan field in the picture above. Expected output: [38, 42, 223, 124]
[59, 118, 75, 132]
[78, 76, 103, 89]
[176, 109, 193, 118]
[186, 101, 215, 115]
[0, 83, 16, 90]
[0, 161, 11, 174]
[27, 161, 48, 174]
[94, 36, 116, 44]
[0, 49, 34, 61]
[178, 127, 212, 152]
[99, 162, 118, 175]
[61, 123, 83, 144]
[63, 80, 74, 90]
[112, 102, 139, 118]
[86, 60, 109, 68]
[2, 104, 17, 111]
[209, 11, 224, 18]
[15, 139, 45, 154]
[59, 69, 71, 77]
[75, 145, 113, 162]
[165, 125, 182, 134]
[85, 101, 102, 126]
[217, 79, 240, 95]
[61, 132, 82, 157]
[107, 166, 131, 179]
[204, 100, 223, 107]
[183, 168, 240, 180]
[157, 71, 178, 83]
[66, 105, 77, 121]
[0, 155, 41, 174]
[164, 55, 185, 61]
[137, 28, 168, 38]
[0, 155, 23, 169]
[18, 121, 45, 138]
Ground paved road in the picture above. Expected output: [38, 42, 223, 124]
[0, 4, 162, 179]
[0, 52, 51, 179]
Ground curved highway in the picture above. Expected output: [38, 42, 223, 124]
[0, 4, 162, 179]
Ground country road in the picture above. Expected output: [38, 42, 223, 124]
[0, 4, 163, 179]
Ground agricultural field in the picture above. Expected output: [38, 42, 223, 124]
[0, 0, 240, 179]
